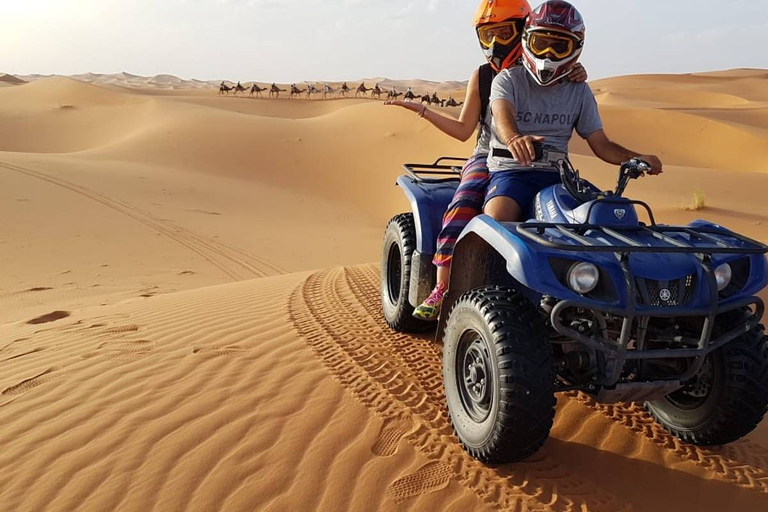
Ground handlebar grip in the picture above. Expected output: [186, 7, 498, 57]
[630, 157, 651, 171]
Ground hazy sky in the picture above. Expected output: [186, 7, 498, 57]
[2, 0, 767, 82]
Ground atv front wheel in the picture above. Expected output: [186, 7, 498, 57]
[443, 286, 556, 463]
[381, 213, 433, 333]
[646, 310, 768, 445]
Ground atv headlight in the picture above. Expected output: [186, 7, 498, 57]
[714, 263, 732, 291]
[567, 262, 599, 294]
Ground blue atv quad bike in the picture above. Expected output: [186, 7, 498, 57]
[381, 149, 768, 464]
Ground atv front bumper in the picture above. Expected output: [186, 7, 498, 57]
[550, 295, 765, 389]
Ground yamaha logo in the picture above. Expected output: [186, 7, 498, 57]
[659, 289, 671, 302]
[547, 200, 558, 220]
[614, 209, 626, 220]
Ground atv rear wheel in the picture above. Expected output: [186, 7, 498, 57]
[646, 309, 768, 445]
[381, 213, 433, 333]
[443, 286, 556, 463]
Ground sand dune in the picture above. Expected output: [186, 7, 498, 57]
[0, 73, 26, 86]
[2, 266, 767, 511]
[15, 71, 469, 99]
[589, 72, 768, 172]
[1, 69, 768, 510]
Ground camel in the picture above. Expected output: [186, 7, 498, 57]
[355, 82, 371, 97]
[403, 88, 418, 102]
[372, 83, 384, 100]
[446, 96, 464, 107]
[219, 82, 234, 95]
[419, 94, 432, 104]
[290, 84, 306, 98]
[339, 82, 350, 97]
[269, 83, 286, 98]
[233, 81, 248, 95]
[249, 84, 267, 98]
[387, 88, 403, 101]
[322, 84, 336, 99]
[306, 84, 319, 99]
[430, 92, 442, 106]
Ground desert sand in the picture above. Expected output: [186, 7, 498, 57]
[1, 69, 768, 511]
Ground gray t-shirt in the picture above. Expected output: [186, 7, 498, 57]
[487, 66, 603, 171]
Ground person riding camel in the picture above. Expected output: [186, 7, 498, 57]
[385, 0, 587, 321]
[484, 0, 662, 226]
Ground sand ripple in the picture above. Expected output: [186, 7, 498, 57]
[1, 265, 767, 511]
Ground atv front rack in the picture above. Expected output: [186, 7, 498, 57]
[403, 156, 465, 183]
[517, 222, 768, 255]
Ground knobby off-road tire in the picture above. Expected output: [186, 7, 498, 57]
[646, 308, 768, 445]
[381, 213, 434, 333]
[443, 286, 556, 463]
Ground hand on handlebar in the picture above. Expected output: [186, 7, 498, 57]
[507, 135, 546, 166]
[636, 154, 663, 175]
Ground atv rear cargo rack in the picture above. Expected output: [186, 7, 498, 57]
[517, 222, 768, 255]
[402, 156, 466, 183]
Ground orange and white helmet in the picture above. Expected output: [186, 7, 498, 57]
[473, 0, 533, 72]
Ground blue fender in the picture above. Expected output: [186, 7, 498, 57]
[689, 219, 768, 300]
[396, 176, 459, 254]
[434, 215, 768, 340]
[451, 215, 768, 305]
[452, 215, 617, 299]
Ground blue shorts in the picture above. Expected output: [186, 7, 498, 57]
[484, 170, 562, 211]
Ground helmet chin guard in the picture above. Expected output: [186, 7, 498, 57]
[522, 44, 580, 86]
[483, 41, 524, 73]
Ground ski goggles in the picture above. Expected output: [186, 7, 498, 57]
[527, 31, 579, 60]
[477, 21, 522, 48]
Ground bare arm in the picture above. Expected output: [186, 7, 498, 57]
[385, 69, 482, 142]
[490, 98, 520, 147]
[586, 130, 663, 174]
[491, 98, 545, 166]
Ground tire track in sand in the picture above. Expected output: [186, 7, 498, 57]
[289, 265, 632, 511]
[347, 264, 768, 496]
[573, 394, 768, 492]
[350, 264, 768, 495]
[2, 368, 60, 397]
[0, 160, 284, 280]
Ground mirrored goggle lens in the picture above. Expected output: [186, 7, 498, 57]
[478, 22, 520, 48]
[528, 32, 575, 59]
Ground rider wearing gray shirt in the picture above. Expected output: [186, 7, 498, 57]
[484, 0, 662, 224]
[487, 66, 602, 171]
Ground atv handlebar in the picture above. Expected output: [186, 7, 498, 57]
[615, 158, 651, 197]
[402, 151, 652, 198]
[554, 152, 653, 204]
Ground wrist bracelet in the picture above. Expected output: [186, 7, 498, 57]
[505, 134, 523, 146]
[418, 105, 428, 118]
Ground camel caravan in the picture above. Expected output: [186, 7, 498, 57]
[217, 80, 463, 106]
